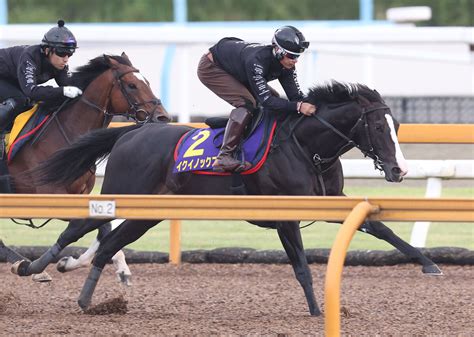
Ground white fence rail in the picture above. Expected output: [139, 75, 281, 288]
[1, 23, 473, 121]
[96, 158, 473, 248]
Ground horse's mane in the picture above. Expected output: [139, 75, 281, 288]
[69, 54, 133, 90]
[305, 80, 382, 105]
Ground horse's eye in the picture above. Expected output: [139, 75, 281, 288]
[128, 83, 137, 90]
[375, 123, 384, 132]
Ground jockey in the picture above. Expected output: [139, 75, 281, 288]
[0, 19, 82, 192]
[197, 25, 317, 173]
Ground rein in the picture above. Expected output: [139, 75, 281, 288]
[80, 67, 161, 125]
[31, 99, 72, 146]
[105, 68, 162, 124]
[289, 101, 389, 195]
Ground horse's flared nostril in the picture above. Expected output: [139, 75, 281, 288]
[392, 167, 401, 175]
[391, 166, 408, 178]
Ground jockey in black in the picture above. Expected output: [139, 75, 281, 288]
[197, 25, 317, 173]
[0, 19, 82, 193]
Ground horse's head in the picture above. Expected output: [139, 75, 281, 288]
[306, 81, 408, 182]
[105, 53, 171, 123]
[348, 88, 408, 182]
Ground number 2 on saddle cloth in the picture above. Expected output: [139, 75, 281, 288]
[173, 114, 277, 175]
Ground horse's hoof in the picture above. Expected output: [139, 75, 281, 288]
[11, 260, 29, 276]
[422, 264, 443, 276]
[32, 272, 53, 283]
[117, 271, 132, 286]
[78, 298, 90, 311]
[56, 256, 71, 273]
[309, 306, 322, 316]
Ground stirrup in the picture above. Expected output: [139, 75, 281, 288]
[234, 161, 252, 173]
[212, 157, 251, 173]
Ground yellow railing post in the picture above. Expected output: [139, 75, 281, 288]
[324, 201, 378, 337]
[169, 219, 182, 265]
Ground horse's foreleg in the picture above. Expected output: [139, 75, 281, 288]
[1, 239, 29, 264]
[2, 239, 53, 282]
[56, 239, 99, 273]
[276, 221, 321, 316]
[78, 219, 158, 310]
[359, 220, 442, 275]
[12, 218, 110, 277]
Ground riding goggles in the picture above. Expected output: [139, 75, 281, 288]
[283, 52, 300, 60]
[55, 48, 75, 58]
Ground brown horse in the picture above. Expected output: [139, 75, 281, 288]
[9, 52, 169, 194]
[2, 52, 170, 282]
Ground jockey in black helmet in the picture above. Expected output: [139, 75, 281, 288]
[197, 25, 316, 173]
[0, 19, 83, 192]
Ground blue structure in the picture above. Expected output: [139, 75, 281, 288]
[0, 0, 7, 24]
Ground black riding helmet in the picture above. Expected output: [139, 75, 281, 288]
[272, 26, 309, 56]
[41, 19, 77, 53]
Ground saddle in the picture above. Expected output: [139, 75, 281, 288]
[173, 110, 277, 175]
[6, 104, 51, 163]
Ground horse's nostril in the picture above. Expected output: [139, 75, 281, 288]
[392, 167, 401, 174]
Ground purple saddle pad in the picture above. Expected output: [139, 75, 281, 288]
[173, 116, 275, 174]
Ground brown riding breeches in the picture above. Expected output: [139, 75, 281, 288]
[197, 53, 257, 110]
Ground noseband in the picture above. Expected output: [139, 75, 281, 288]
[109, 68, 162, 124]
[287, 100, 389, 195]
[312, 101, 388, 172]
[81, 67, 162, 125]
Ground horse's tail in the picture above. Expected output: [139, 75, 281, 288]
[33, 124, 142, 186]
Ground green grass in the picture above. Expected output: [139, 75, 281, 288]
[0, 186, 472, 252]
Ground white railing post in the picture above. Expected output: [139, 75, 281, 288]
[409, 177, 443, 247]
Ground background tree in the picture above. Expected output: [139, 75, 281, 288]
[7, 0, 473, 26]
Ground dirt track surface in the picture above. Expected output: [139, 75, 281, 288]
[0, 263, 472, 336]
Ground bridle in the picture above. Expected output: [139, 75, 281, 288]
[80, 67, 162, 126]
[35, 65, 162, 148]
[288, 100, 390, 195]
[310, 101, 388, 172]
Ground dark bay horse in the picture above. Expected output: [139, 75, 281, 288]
[16, 81, 441, 315]
[3, 53, 170, 282]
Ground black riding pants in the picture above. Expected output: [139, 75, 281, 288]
[0, 78, 31, 131]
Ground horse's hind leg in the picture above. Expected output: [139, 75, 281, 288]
[78, 219, 160, 310]
[56, 219, 132, 285]
[12, 218, 110, 277]
[103, 219, 132, 285]
[276, 221, 321, 316]
[359, 220, 442, 275]
[56, 237, 99, 273]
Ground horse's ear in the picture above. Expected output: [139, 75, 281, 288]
[104, 55, 120, 69]
[120, 52, 132, 66]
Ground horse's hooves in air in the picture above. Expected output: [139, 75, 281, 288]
[422, 264, 443, 275]
[116, 271, 132, 286]
[11, 260, 29, 276]
[56, 256, 71, 273]
[31, 272, 53, 283]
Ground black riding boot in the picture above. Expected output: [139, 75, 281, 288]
[213, 107, 252, 173]
[0, 133, 12, 193]
[0, 99, 17, 193]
